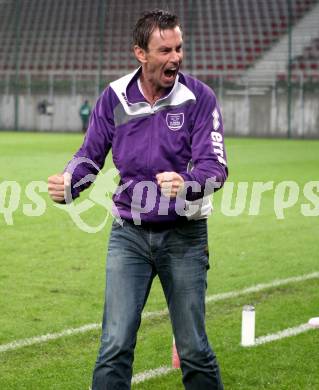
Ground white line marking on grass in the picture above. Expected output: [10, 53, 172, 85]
[1, 271, 318, 353]
[132, 366, 174, 384]
[254, 323, 313, 346]
[0, 323, 100, 353]
[205, 271, 319, 304]
[142, 308, 168, 319]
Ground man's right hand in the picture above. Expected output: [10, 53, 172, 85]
[47, 172, 71, 203]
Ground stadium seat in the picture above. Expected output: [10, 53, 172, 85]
[0, 0, 318, 81]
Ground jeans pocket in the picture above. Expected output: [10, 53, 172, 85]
[175, 219, 208, 240]
[112, 218, 124, 230]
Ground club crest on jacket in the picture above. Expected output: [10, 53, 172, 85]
[166, 113, 184, 131]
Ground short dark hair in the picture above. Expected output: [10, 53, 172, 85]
[133, 9, 181, 51]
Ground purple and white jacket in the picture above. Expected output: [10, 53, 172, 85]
[65, 68, 228, 223]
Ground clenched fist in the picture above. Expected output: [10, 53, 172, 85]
[47, 172, 71, 203]
[156, 171, 184, 198]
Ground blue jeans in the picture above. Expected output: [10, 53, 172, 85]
[92, 218, 223, 390]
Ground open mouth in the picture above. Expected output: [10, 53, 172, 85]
[163, 67, 178, 81]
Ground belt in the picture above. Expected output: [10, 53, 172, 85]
[123, 217, 189, 231]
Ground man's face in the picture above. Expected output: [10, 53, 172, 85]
[142, 26, 183, 89]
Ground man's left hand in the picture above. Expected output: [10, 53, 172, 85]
[156, 172, 184, 198]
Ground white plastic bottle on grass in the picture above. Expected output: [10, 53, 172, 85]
[241, 305, 255, 346]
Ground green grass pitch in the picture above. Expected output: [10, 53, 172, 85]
[0, 131, 318, 389]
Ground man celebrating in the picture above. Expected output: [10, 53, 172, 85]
[48, 9, 227, 390]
